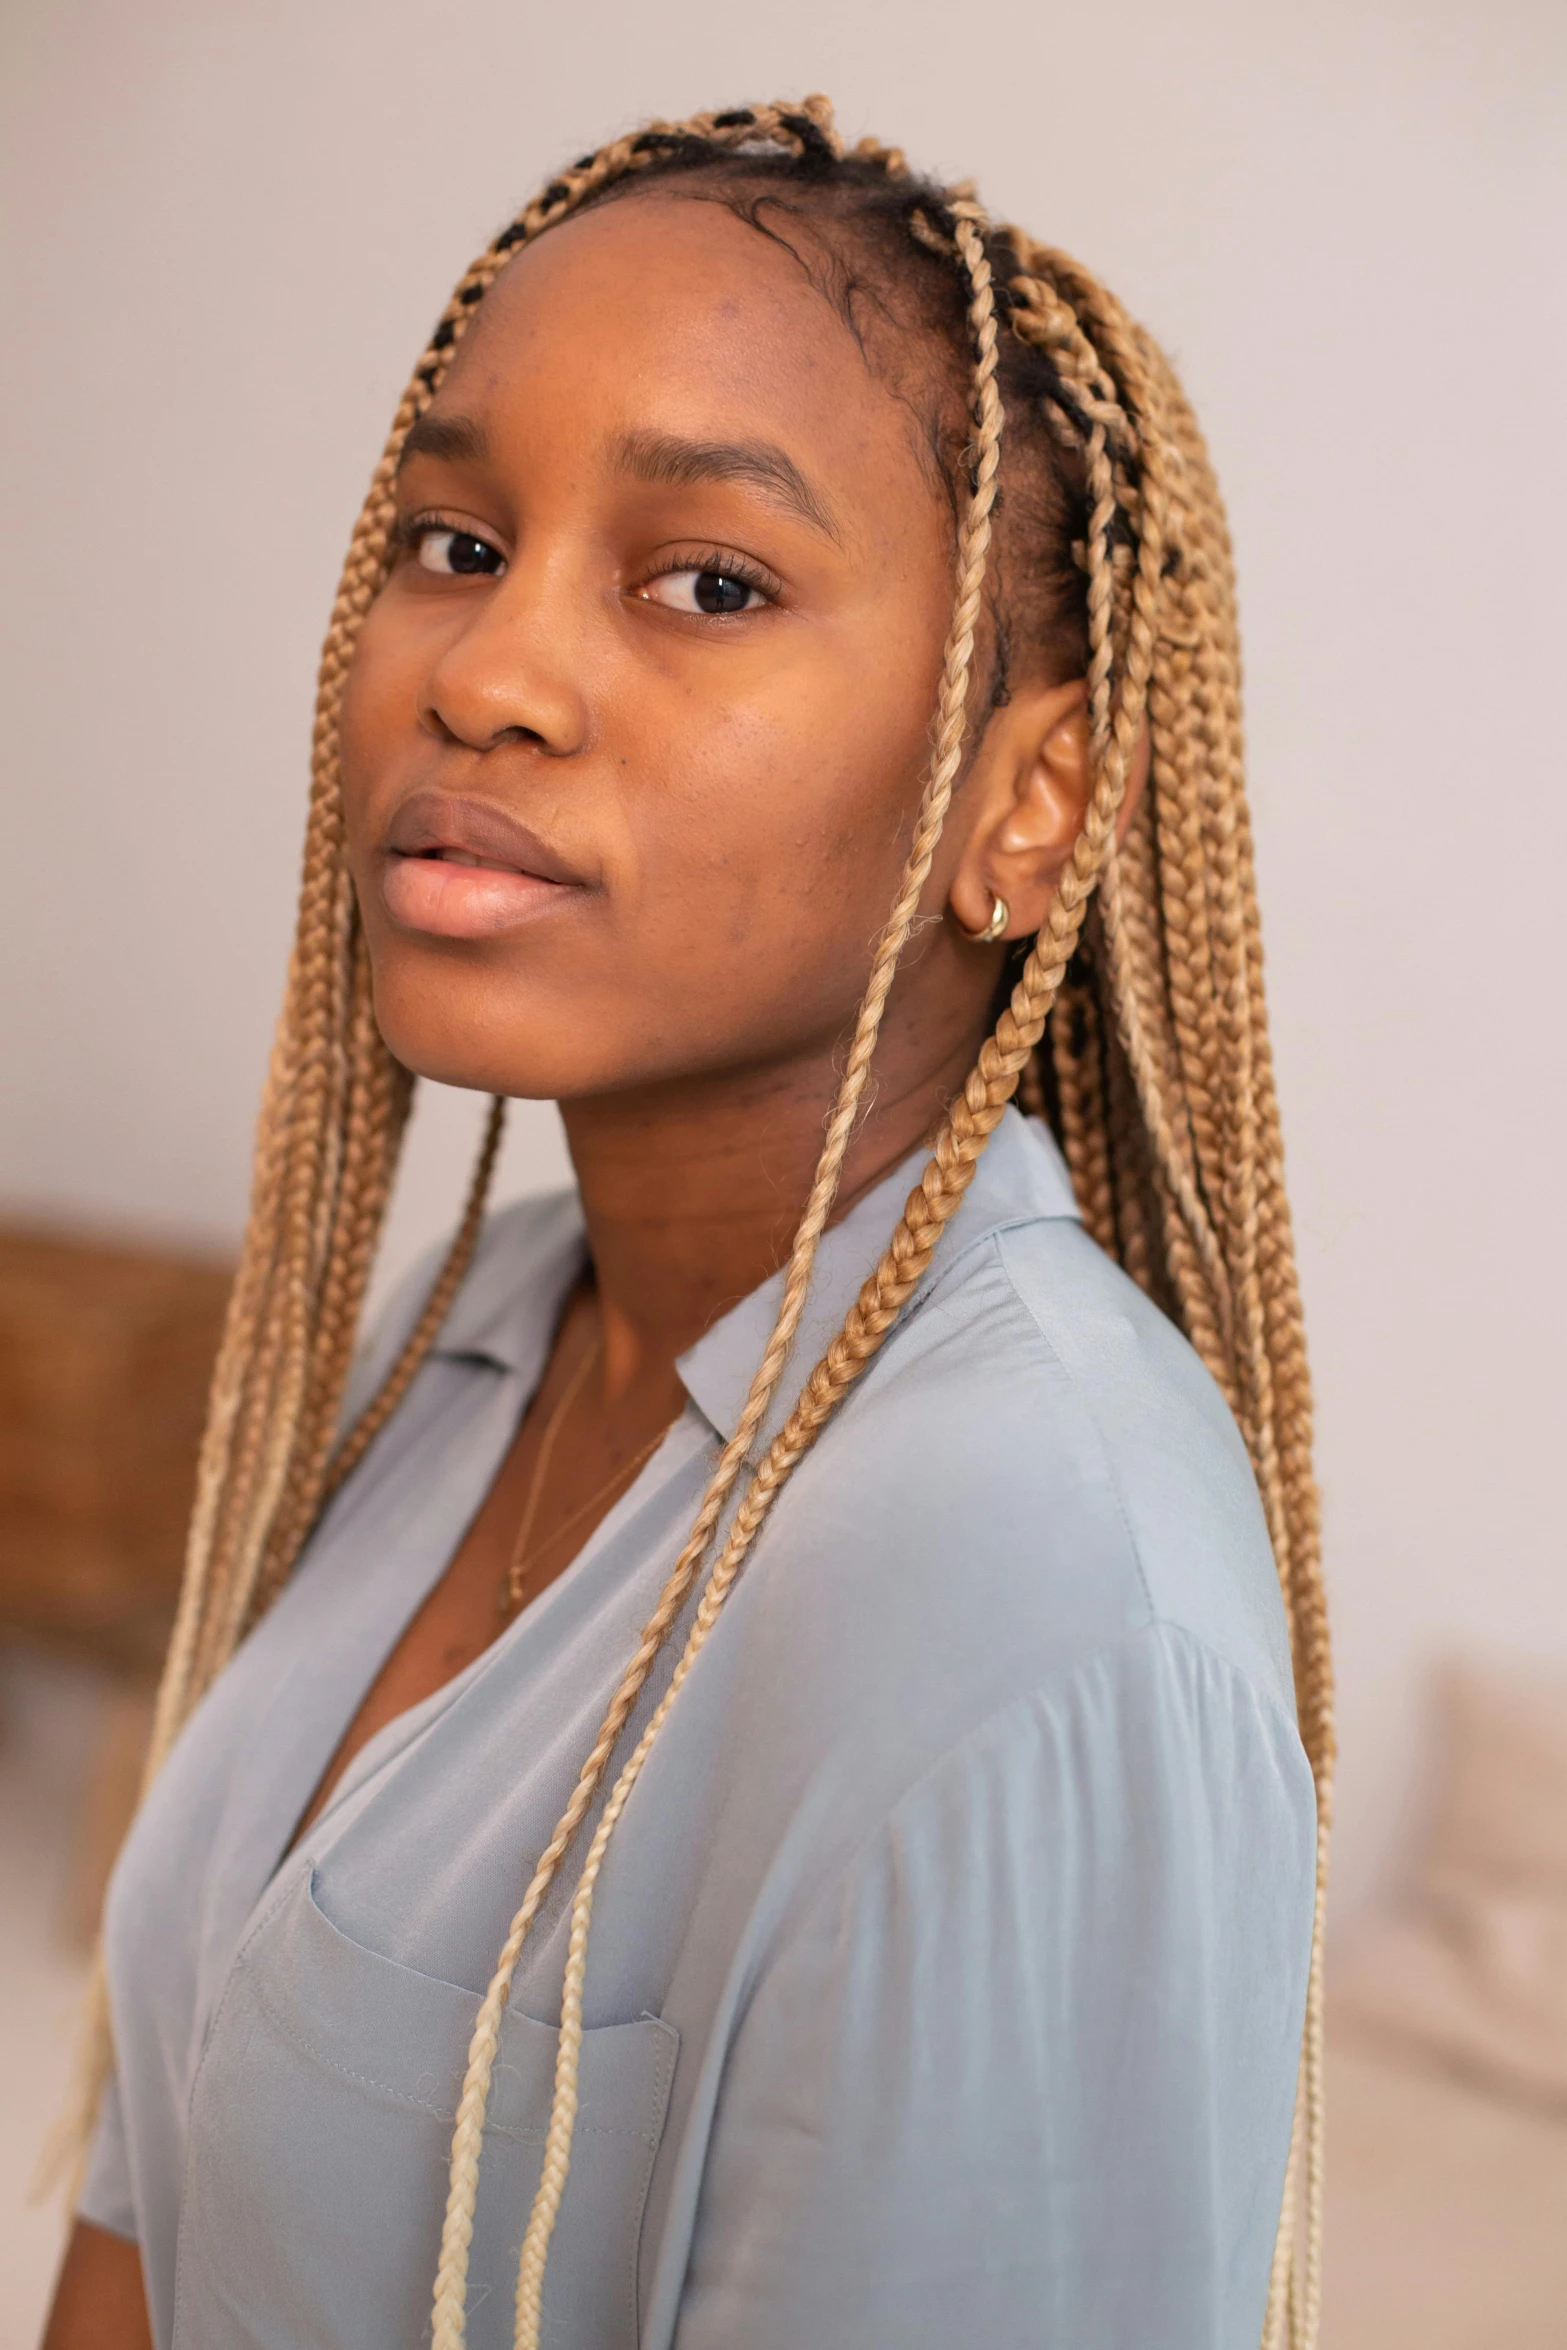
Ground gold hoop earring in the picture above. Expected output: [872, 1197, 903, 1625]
[958, 893, 1009, 945]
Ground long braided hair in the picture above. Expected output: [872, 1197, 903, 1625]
[84, 94, 1331, 2350]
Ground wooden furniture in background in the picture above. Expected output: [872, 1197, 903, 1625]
[0, 1224, 232, 1933]
[0, 1225, 231, 1672]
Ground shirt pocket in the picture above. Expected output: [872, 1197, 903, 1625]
[173, 1867, 679, 2350]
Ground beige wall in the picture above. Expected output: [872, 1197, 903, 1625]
[2, 0, 1563, 1917]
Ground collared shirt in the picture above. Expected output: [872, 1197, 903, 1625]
[82, 1107, 1315, 2350]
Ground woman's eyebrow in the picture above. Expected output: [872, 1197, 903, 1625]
[613, 428, 840, 541]
[397, 413, 490, 470]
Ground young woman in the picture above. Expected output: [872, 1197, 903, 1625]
[45, 96, 1331, 2350]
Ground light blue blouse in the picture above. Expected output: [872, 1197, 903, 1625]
[83, 1108, 1315, 2350]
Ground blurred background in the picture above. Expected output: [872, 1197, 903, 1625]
[2, 0, 1564, 2338]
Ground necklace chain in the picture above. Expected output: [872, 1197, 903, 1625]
[497, 1332, 675, 1615]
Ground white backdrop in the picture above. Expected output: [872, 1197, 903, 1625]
[2, 0, 1563, 1917]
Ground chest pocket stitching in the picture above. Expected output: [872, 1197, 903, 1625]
[622, 2019, 679, 2342]
[249, 1961, 675, 2143]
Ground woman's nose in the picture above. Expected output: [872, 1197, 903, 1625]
[419, 566, 592, 757]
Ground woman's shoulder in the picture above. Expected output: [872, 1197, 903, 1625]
[778, 1207, 1297, 1735]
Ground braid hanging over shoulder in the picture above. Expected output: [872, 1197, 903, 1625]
[63, 93, 1331, 2350]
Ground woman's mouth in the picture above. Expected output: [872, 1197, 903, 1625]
[379, 791, 587, 940]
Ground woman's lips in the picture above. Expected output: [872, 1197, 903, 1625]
[379, 790, 587, 940]
[381, 851, 571, 940]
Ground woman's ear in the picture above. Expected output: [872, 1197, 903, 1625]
[947, 680, 1151, 945]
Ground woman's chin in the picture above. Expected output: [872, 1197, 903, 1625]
[368, 997, 572, 1104]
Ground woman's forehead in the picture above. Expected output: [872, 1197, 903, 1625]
[478, 191, 862, 352]
[431, 193, 942, 510]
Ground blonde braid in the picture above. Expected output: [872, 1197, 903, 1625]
[1047, 962, 1117, 1254]
[249, 961, 414, 1608]
[313, 1091, 508, 1517]
[1097, 983, 1167, 1311]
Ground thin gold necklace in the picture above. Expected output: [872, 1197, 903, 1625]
[497, 1336, 675, 1616]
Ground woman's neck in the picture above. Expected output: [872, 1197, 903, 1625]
[559, 1016, 985, 1404]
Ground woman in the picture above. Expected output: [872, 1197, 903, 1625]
[45, 96, 1330, 2350]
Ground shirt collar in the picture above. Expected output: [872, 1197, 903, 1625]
[430, 1106, 1079, 1448]
[432, 1188, 587, 1377]
[676, 1106, 1080, 1452]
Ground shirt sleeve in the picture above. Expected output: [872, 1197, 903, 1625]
[75, 2065, 139, 2243]
[672, 1619, 1316, 2350]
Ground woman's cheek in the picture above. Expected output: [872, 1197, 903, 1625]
[635, 724, 875, 970]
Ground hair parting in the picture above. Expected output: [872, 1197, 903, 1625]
[63, 94, 1332, 2350]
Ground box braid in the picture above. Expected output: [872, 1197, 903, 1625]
[59, 94, 1330, 2350]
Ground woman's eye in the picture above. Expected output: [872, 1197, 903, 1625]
[414, 527, 505, 578]
[640, 568, 765, 616]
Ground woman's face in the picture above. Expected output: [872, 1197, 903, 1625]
[340, 192, 984, 1104]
